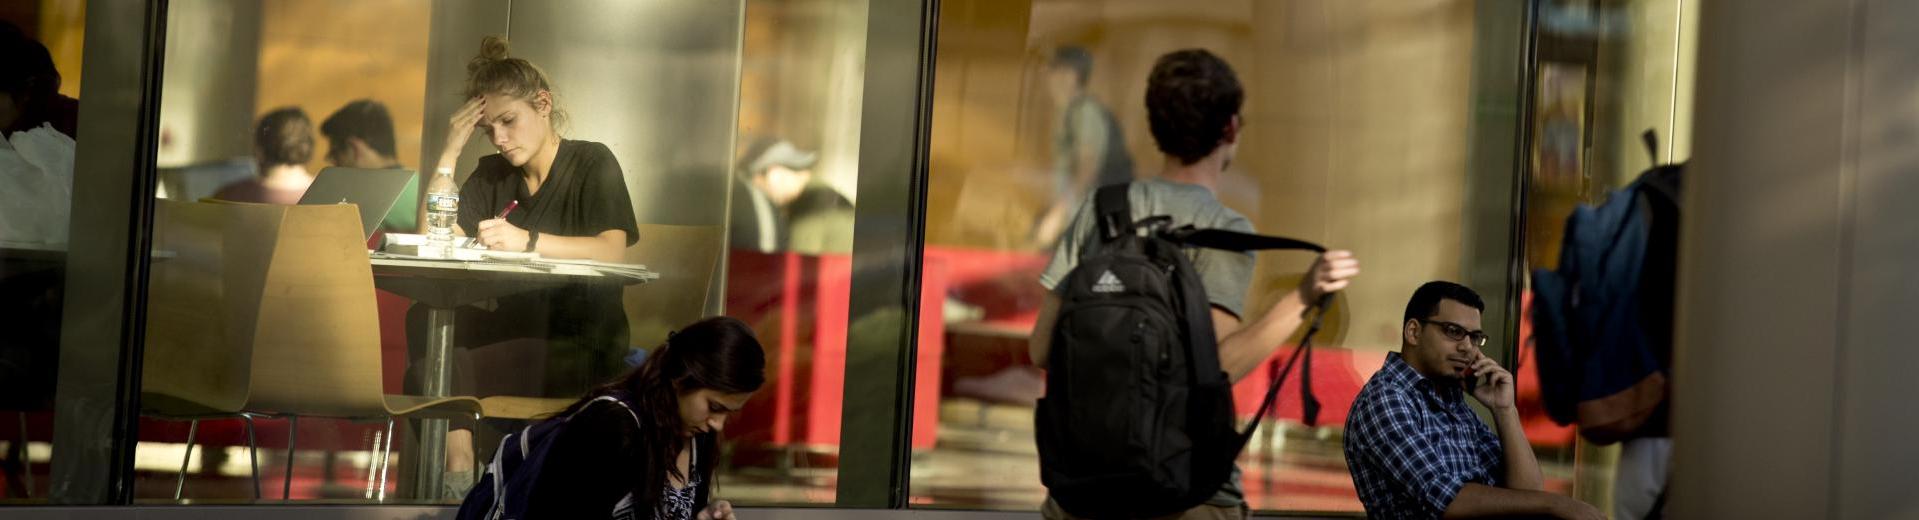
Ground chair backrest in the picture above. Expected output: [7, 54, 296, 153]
[622, 224, 724, 349]
[233, 202, 394, 418]
[143, 200, 275, 415]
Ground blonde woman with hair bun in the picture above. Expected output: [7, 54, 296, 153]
[409, 35, 641, 497]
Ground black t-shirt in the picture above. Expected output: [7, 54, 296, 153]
[455, 140, 640, 389]
[458, 139, 639, 245]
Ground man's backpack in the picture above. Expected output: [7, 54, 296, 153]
[1530, 131, 1683, 444]
[1036, 184, 1332, 518]
[456, 394, 644, 520]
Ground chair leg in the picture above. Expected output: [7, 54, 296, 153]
[377, 417, 395, 503]
[362, 428, 378, 500]
[283, 415, 298, 500]
[18, 412, 32, 499]
[243, 415, 261, 499]
[174, 419, 198, 501]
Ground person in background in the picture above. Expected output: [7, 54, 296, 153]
[0, 20, 77, 245]
[1028, 49, 1360, 520]
[320, 99, 418, 234]
[0, 24, 77, 481]
[0, 21, 77, 138]
[728, 137, 854, 254]
[1342, 281, 1603, 520]
[460, 316, 762, 519]
[408, 34, 640, 497]
[214, 107, 315, 205]
[1029, 45, 1134, 250]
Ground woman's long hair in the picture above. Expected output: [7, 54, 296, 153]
[555, 316, 765, 512]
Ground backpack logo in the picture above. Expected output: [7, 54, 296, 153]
[1091, 270, 1126, 293]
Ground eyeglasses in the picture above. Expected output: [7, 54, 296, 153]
[1418, 318, 1487, 347]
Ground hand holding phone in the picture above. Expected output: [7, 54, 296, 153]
[1463, 352, 1515, 411]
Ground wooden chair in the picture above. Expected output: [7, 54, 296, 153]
[144, 200, 483, 501]
[473, 223, 723, 420]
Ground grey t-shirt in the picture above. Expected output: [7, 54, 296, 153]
[1037, 178, 1256, 507]
[1052, 95, 1136, 196]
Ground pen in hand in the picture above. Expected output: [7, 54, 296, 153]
[466, 200, 519, 251]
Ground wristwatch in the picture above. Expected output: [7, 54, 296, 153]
[525, 230, 540, 252]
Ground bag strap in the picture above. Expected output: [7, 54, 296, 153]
[1162, 226, 1331, 434]
[1094, 184, 1332, 434]
[1166, 227, 1326, 254]
[1094, 183, 1133, 242]
[1238, 295, 1334, 442]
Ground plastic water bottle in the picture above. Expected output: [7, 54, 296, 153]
[425, 167, 460, 258]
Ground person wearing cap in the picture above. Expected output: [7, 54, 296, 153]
[320, 99, 418, 234]
[730, 138, 855, 254]
[1031, 45, 1135, 250]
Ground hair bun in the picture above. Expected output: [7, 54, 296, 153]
[468, 35, 512, 75]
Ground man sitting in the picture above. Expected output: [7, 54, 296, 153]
[1343, 281, 1602, 519]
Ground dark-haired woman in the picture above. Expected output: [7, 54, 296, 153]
[509, 316, 764, 519]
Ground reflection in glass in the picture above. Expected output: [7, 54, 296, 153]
[912, 0, 1589, 514]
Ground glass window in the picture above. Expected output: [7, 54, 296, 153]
[909, 0, 1682, 515]
[133, 0, 872, 507]
[1521, 0, 1696, 516]
[0, 0, 86, 505]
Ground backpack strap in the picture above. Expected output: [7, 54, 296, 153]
[1237, 297, 1334, 440]
[1094, 183, 1133, 242]
[1165, 227, 1326, 254]
[589, 395, 645, 429]
[1162, 226, 1333, 431]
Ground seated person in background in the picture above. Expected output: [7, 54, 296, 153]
[320, 99, 418, 234]
[728, 138, 854, 254]
[459, 316, 761, 520]
[407, 34, 639, 497]
[213, 107, 315, 205]
[1343, 281, 1602, 520]
[0, 21, 78, 138]
[0, 21, 78, 245]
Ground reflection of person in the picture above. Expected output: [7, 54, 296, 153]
[320, 99, 417, 233]
[1343, 282, 1602, 519]
[213, 107, 315, 205]
[459, 317, 762, 520]
[728, 138, 855, 254]
[1029, 49, 1359, 520]
[406, 35, 640, 496]
[1030, 46, 1134, 250]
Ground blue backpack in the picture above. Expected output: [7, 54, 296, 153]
[455, 395, 644, 520]
[1530, 132, 1682, 444]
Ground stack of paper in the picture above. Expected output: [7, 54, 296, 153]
[530, 257, 657, 281]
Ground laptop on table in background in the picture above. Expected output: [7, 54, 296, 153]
[298, 166, 416, 240]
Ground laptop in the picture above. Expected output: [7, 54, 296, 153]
[297, 166, 417, 239]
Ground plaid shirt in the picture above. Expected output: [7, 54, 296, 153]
[1343, 352, 1504, 519]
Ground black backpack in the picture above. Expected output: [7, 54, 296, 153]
[1037, 184, 1332, 518]
[456, 394, 666, 520]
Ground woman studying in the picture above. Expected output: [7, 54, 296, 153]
[407, 35, 642, 494]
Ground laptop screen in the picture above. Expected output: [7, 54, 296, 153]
[297, 167, 417, 239]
